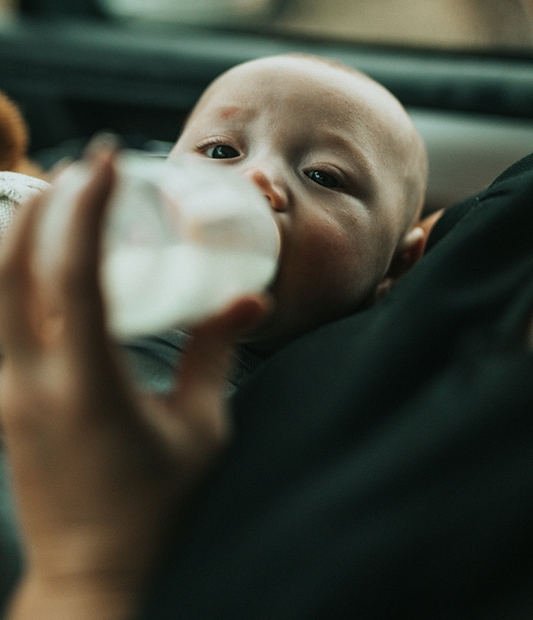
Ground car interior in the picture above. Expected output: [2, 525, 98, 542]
[0, 0, 532, 216]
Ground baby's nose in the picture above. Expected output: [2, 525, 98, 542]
[244, 167, 287, 213]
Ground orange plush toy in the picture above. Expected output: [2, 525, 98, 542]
[0, 91, 50, 238]
[0, 91, 46, 178]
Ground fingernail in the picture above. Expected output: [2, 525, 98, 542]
[49, 156, 74, 181]
[83, 131, 122, 161]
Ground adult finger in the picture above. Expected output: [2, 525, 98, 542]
[0, 192, 47, 358]
[174, 294, 270, 437]
[54, 148, 117, 353]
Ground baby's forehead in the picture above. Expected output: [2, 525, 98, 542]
[198, 59, 388, 126]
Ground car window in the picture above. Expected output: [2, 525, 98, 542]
[98, 0, 533, 54]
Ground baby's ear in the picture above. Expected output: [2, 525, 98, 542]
[373, 223, 428, 302]
[390, 225, 427, 277]
[388, 209, 446, 279]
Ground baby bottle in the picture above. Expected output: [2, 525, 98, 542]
[38, 151, 280, 340]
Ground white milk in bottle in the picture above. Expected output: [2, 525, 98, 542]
[38, 151, 280, 339]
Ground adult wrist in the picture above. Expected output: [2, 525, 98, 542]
[7, 570, 142, 620]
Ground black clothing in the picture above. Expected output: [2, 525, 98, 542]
[140, 154, 533, 620]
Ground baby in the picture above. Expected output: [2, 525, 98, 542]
[0, 54, 428, 359]
[170, 54, 428, 354]
[121, 53, 429, 392]
[0, 54, 429, 397]
[0, 54, 429, 393]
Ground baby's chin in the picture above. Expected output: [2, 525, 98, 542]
[238, 305, 322, 357]
[237, 304, 280, 357]
[237, 298, 307, 357]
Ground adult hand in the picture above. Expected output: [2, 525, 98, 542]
[0, 148, 267, 620]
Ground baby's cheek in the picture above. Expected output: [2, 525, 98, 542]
[296, 220, 365, 293]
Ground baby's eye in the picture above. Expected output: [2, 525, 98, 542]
[204, 144, 240, 159]
[306, 169, 340, 188]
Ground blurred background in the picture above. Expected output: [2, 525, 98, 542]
[0, 0, 532, 212]
[1, 0, 529, 51]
